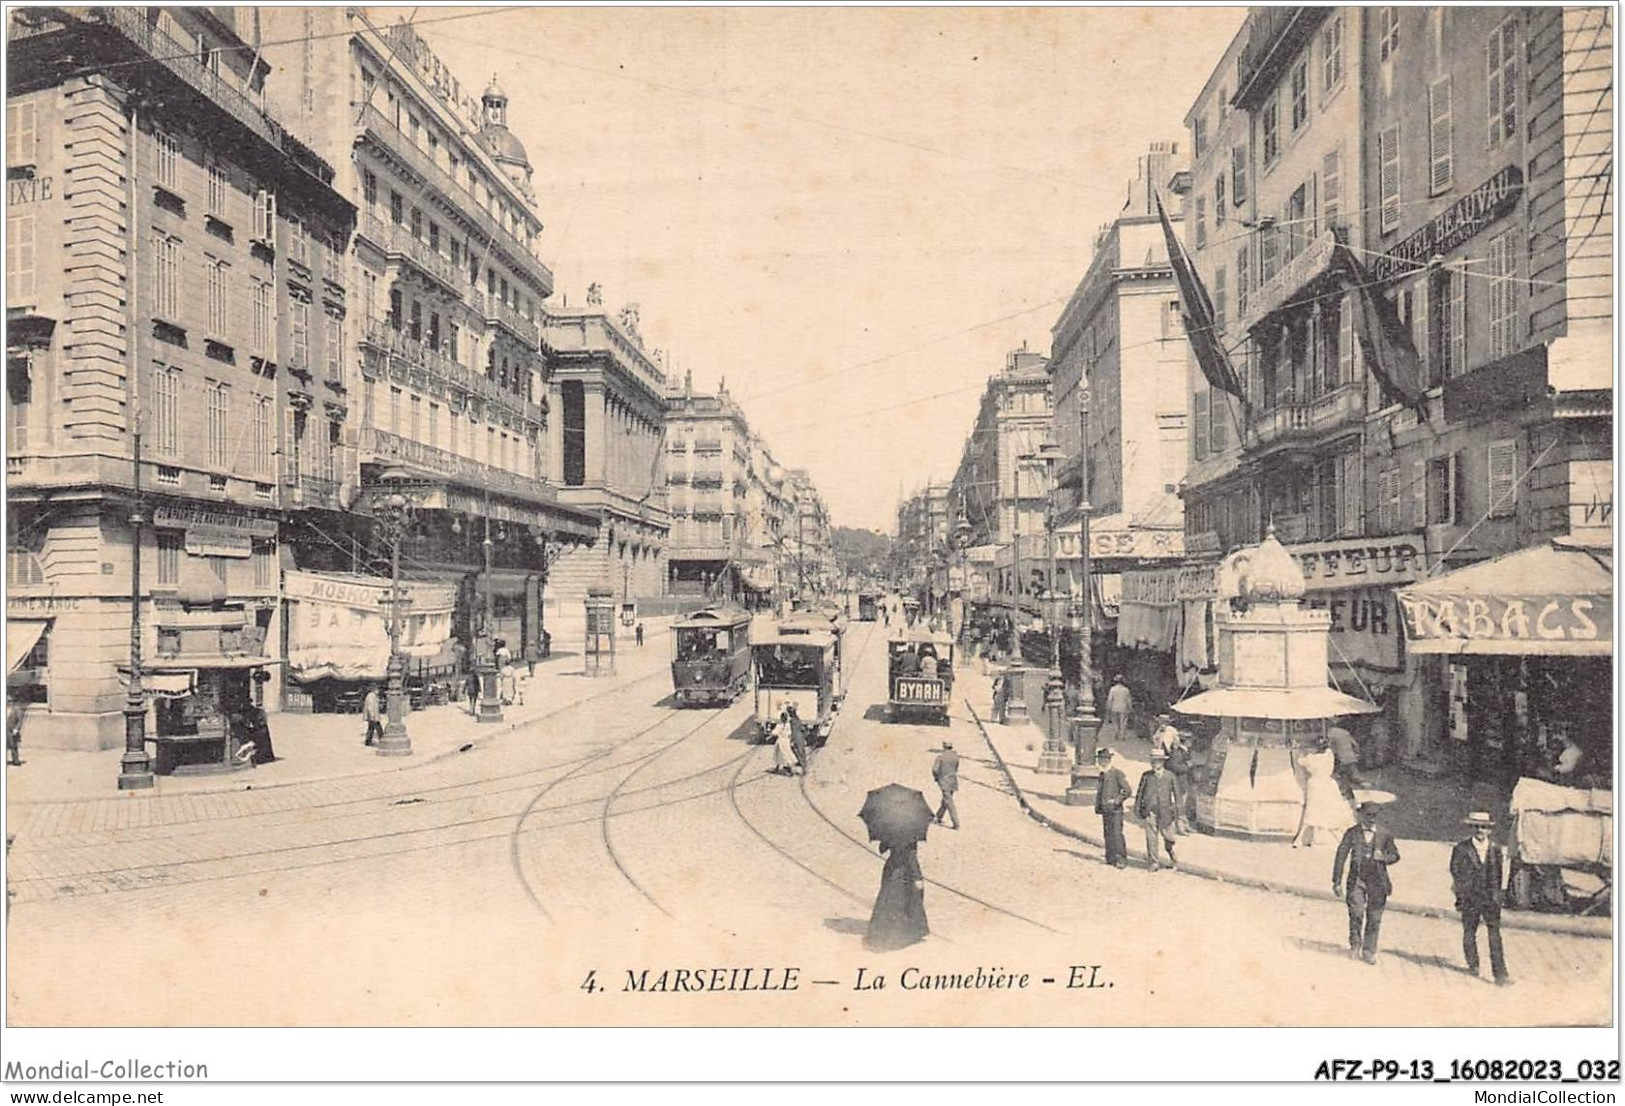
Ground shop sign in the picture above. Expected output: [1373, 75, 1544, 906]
[1241, 229, 1339, 331]
[1056, 526, 1184, 561]
[1369, 165, 1524, 282]
[284, 570, 456, 614]
[152, 505, 278, 537]
[1184, 530, 1223, 557]
[8, 176, 53, 206]
[1121, 568, 1180, 607]
[1306, 588, 1403, 671]
[1288, 534, 1425, 592]
[1177, 564, 1218, 600]
[1399, 593, 1610, 647]
[183, 525, 252, 558]
[7, 595, 80, 615]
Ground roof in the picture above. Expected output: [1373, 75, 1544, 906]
[481, 124, 531, 169]
[673, 606, 752, 630]
[752, 630, 835, 649]
[1173, 685, 1379, 720]
[889, 628, 955, 647]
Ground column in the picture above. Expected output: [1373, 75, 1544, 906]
[584, 382, 607, 486]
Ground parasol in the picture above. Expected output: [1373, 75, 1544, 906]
[859, 783, 935, 848]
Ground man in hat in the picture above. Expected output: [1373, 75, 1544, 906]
[1150, 712, 1181, 758]
[1450, 812, 1512, 985]
[1333, 801, 1401, 964]
[1135, 750, 1180, 871]
[1327, 724, 1361, 802]
[1093, 747, 1130, 869]
[931, 741, 961, 830]
[1105, 675, 1133, 741]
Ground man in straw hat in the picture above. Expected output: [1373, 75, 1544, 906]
[1333, 798, 1401, 964]
[1134, 750, 1180, 872]
[1450, 812, 1512, 986]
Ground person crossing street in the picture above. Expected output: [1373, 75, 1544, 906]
[1134, 751, 1179, 871]
[1333, 801, 1401, 964]
[932, 741, 960, 830]
[1450, 812, 1512, 986]
[1094, 747, 1131, 869]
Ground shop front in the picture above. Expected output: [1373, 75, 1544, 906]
[1397, 535, 1612, 787]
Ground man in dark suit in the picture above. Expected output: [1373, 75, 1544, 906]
[1134, 751, 1180, 871]
[1093, 747, 1130, 869]
[1333, 801, 1401, 964]
[932, 741, 961, 830]
[1450, 811, 1512, 985]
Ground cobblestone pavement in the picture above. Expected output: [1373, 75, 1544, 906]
[5, 622, 1609, 1028]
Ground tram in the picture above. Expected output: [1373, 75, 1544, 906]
[670, 606, 753, 705]
[886, 627, 955, 723]
[857, 593, 880, 622]
[752, 626, 839, 745]
[780, 609, 846, 698]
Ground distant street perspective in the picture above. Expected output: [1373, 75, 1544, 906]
[4, 6, 1613, 1032]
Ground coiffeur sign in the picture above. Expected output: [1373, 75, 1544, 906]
[1288, 536, 1423, 672]
[284, 570, 456, 681]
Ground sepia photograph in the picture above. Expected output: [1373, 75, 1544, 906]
[1, 0, 1616, 1086]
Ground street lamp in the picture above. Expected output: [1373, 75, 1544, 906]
[118, 422, 154, 790]
[1065, 386, 1102, 806]
[477, 488, 503, 724]
[375, 491, 414, 757]
[1023, 441, 1070, 775]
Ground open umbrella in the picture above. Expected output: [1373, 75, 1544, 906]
[859, 783, 935, 849]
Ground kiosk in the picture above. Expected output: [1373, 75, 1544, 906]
[584, 586, 617, 677]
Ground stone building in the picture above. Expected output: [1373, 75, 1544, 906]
[7, 7, 354, 747]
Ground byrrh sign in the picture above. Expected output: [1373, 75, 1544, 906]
[1369, 166, 1523, 282]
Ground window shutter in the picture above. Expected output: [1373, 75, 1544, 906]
[1450, 451, 1466, 525]
[1410, 460, 1427, 528]
[1487, 440, 1518, 518]
[1193, 390, 1210, 460]
[1449, 270, 1467, 378]
[1232, 144, 1247, 205]
[1322, 149, 1342, 230]
[1211, 392, 1229, 453]
[1379, 125, 1401, 233]
[1410, 277, 1429, 382]
[1342, 452, 1363, 538]
[1428, 78, 1453, 193]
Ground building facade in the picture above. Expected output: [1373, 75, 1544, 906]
[258, 11, 598, 689]
[8, 7, 355, 748]
[1177, 6, 1613, 777]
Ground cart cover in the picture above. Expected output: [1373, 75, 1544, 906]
[1510, 778, 1612, 868]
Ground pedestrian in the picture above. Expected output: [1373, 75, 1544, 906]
[466, 668, 481, 716]
[1164, 727, 1194, 834]
[1291, 738, 1351, 848]
[499, 661, 517, 706]
[1135, 751, 1180, 871]
[362, 684, 383, 747]
[1327, 723, 1361, 801]
[495, 639, 512, 670]
[931, 741, 960, 830]
[635, 622, 645, 648]
[991, 670, 1009, 725]
[1150, 711, 1181, 757]
[1450, 812, 1512, 986]
[1094, 747, 1130, 869]
[6, 697, 24, 766]
[785, 702, 810, 774]
[772, 717, 801, 776]
[1105, 675, 1133, 742]
[865, 840, 928, 951]
[1333, 800, 1401, 965]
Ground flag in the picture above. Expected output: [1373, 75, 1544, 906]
[1155, 192, 1246, 401]
[1334, 243, 1427, 412]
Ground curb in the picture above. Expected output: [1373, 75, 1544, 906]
[12, 656, 673, 806]
[963, 699, 1609, 941]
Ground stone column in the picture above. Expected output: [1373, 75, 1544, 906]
[584, 382, 607, 486]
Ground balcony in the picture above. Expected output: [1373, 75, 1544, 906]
[355, 103, 553, 294]
[279, 458, 343, 510]
[358, 427, 556, 507]
[358, 214, 465, 300]
[1246, 384, 1365, 451]
[360, 321, 544, 424]
[485, 296, 540, 349]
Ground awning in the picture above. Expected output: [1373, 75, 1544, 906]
[6, 620, 47, 672]
[1397, 537, 1612, 656]
[1174, 684, 1380, 719]
[116, 668, 200, 699]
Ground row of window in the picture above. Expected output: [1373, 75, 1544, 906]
[148, 362, 278, 476]
[153, 536, 277, 590]
[362, 379, 543, 477]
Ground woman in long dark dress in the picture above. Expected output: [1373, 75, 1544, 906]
[866, 841, 928, 951]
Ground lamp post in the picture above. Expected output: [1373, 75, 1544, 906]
[1024, 441, 1071, 775]
[477, 492, 503, 724]
[376, 492, 414, 757]
[119, 423, 154, 790]
[1065, 385, 1103, 805]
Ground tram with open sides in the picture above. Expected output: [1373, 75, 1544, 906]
[857, 593, 880, 621]
[752, 626, 839, 745]
[670, 606, 753, 705]
[886, 627, 955, 723]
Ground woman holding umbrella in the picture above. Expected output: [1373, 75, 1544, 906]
[860, 783, 933, 951]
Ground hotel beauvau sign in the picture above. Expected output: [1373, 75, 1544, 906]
[1369, 166, 1523, 283]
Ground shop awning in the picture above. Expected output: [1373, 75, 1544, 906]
[6, 620, 47, 672]
[1396, 537, 1612, 656]
[1173, 685, 1380, 719]
[116, 668, 200, 699]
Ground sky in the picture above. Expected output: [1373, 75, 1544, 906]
[396, 5, 1247, 532]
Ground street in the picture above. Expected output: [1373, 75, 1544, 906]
[6, 621, 1609, 1027]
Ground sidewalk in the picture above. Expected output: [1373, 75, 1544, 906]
[961, 665, 1609, 939]
[6, 619, 677, 807]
